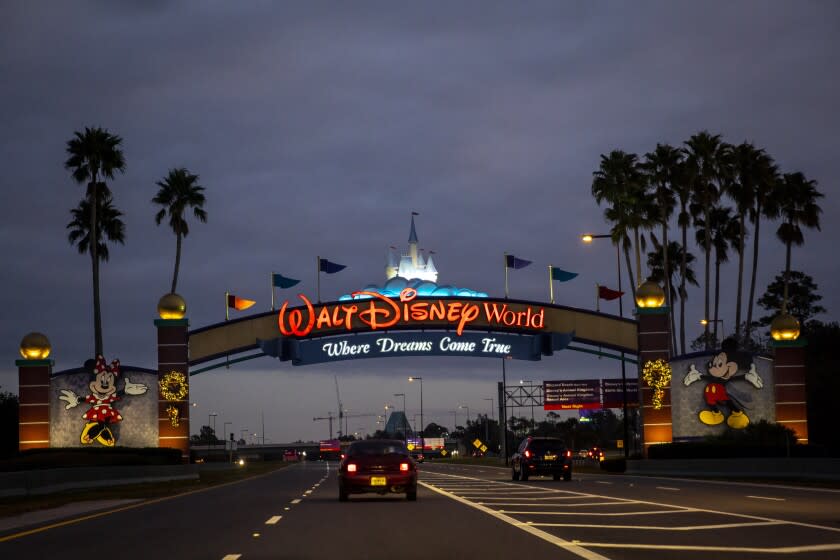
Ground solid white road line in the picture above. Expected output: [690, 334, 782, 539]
[497, 509, 693, 516]
[564, 542, 840, 554]
[655, 486, 680, 491]
[482, 501, 632, 507]
[420, 481, 610, 560]
[523, 520, 786, 531]
[746, 495, 786, 501]
[265, 516, 282, 525]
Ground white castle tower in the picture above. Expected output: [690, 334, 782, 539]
[385, 214, 439, 283]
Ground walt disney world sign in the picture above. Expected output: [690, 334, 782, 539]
[257, 288, 575, 366]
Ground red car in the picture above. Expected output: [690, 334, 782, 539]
[338, 440, 418, 501]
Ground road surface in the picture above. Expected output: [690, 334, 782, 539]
[2, 461, 839, 559]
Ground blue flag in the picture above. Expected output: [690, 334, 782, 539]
[272, 273, 300, 289]
[319, 259, 346, 274]
[551, 267, 578, 282]
[505, 254, 532, 269]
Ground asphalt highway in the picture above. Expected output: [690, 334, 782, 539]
[2, 461, 839, 559]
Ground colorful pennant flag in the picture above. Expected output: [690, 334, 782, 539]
[227, 294, 256, 310]
[550, 267, 578, 282]
[598, 286, 624, 301]
[272, 273, 300, 289]
[505, 254, 532, 269]
[319, 258, 346, 274]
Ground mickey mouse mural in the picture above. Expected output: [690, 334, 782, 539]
[58, 355, 149, 446]
[682, 339, 764, 429]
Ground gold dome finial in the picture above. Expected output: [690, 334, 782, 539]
[20, 332, 51, 360]
[770, 312, 800, 341]
[635, 280, 665, 308]
[158, 293, 187, 320]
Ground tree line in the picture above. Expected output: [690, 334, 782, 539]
[592, 131, 824, 354]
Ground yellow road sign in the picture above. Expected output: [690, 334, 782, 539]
[472, 438, 482, 448]
[480, 445, 488, 453]
[440, 449, 448, 457]
[407, 443, 415, 451]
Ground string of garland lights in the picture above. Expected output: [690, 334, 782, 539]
[641, 358, 672, 410]
[159, 370, 188, 400]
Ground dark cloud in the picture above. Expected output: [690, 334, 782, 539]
[2, 2, 838, 441]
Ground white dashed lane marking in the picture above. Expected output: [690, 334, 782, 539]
[265, 516, 282, 525]
[656, 486, 680, 491]
[291, 498, 301, 504]
[746, 495, 786, 501]
[222, 554, 241, 559]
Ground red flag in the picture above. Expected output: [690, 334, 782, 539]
[598, 286, 624, 301]
[227, 294, 256, 310]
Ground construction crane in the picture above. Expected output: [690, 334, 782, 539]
[335, 376, 344, 439]
[313, 412, 335, 439]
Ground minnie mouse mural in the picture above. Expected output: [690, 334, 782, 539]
[58, 355, 148, 446]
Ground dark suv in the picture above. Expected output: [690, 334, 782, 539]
[511, 437, 572, 481]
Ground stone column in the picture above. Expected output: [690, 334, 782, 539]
[17, 358, 53, 451]
[636, 307, 672, 455]
[772, 340, 808, 443]
[156, 318, 190, 461]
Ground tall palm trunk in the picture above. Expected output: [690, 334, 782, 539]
[679, 202, 688, 354]
[633, 227, 642, 286]
[661, 212, 674, 355]
[746, 200, 763, 339]
[783, 239, 792, 314]
[172, 232, 182, 293]
[623, 240, 635, 299]
[703, 205, 711, 349]
[714, 252, 721, 344]
[89, 175, 102, 356]
[735, 213, 746, 339]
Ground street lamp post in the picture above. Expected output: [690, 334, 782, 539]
[409, 376, 424, 449]
[700, 318, 725, 344]
[394, 393, 407, 444]
[582, 232, 631, 459]
[209, 413, 218, 447]
[240, 428, 248, 443]
[483, 397, 494, 444]
[459, 405, 470, 423]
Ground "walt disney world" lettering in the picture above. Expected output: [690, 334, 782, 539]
[278, 288, 545, 338]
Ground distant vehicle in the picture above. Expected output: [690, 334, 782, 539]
[338, 439, 418, 501]
[412, 453, 425, 463]
[587, 447, 605, 462]
[511, 436, 573, 481]
[283, 449, 299, 461]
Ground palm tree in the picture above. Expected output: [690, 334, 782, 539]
[726, 143, 765, 339]
[684, 131, 731, 345]
[65, 127, 126, 356]
[647, 241, 699, 354]
[152, 168, 208, 293]
[67, 194, 126, 296]
[744, 154, 781, 341]
[775, 172, 823, 313]
[592, 151, 647, 292]
[694, 206, 740, 344]
[641, 144, 681, 354]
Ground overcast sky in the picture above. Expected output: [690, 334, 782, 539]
[2, 1, 838, 443]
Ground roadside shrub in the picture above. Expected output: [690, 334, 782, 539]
[0, 447, 182, 471]
[600, 458, 626, 472]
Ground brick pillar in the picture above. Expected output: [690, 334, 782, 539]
[156, 318, 190, 461]
[772, 340, 808, 443]
[637, 307, 672, 455]
[16, 359, 53, 451]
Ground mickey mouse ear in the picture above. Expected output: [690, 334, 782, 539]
[84, 358, 96, 373]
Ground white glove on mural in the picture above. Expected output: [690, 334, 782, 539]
[123, 377, 148, 395]
[683, 364, 702, 386]
[59, 389, 81, 409]
[745, 363, 764, 389]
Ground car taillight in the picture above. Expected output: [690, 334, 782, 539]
[340, 453, 345, 460]
[347, 463, 357, 472]
[524, 450, 531, 458]
[400, 463, 409, 472]
[565, 450, 572, 458]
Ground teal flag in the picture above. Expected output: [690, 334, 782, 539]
[272, 273, 300, 289]
[551, 267, 578, 282]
